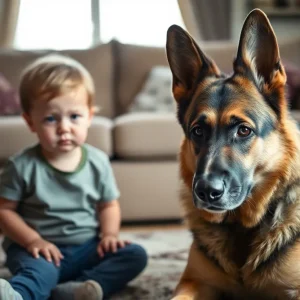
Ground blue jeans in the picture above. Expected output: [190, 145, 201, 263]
[5, 237, 148, 300]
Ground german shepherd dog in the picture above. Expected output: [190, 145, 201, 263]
[166, 9, 300, 300]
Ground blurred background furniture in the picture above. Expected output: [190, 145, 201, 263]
[1, 37, 300, 221]
[0, 0, 300, 222]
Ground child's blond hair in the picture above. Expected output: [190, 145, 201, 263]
[19, 54, 95, 114]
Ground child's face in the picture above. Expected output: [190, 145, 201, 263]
[23, 85, 93, 154]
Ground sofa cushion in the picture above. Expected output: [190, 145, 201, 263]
[114, 39, 300, 116]
[0, 42, 115, 117]
[113, 42, 168, 116]
[113, 41, 237, 115]
[0, 116, 113, 161]
[113, 113, 183, 158]
[291, 110, 300, 123]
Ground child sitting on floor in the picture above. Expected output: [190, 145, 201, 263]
[0, 54, 147, 300]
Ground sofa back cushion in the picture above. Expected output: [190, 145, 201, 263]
[114, 37, 300, 116]
[0, 42, 115, 117]
[113, 40, 237, 115]
[113, 41, 168, 116]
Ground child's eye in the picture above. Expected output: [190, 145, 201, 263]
[70, 114, 81, 120]
[44, 116, 56, 123]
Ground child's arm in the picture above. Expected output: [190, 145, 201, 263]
[96, 199, 130, 257]
[0, 197, 63, 266]
[98, 199, 121, 238]
[0, 198, 41, 247]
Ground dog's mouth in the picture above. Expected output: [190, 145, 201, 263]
[202, 206, 227, 214]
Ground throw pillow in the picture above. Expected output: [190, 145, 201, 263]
[0, 73, 21, 116]
[129, 66, 176, 113]
[129, 63, 300, 112]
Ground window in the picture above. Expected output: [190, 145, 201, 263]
[99, 0, 185, 47]
[14, 0, 185, 50]
[15, 0, 93, 50]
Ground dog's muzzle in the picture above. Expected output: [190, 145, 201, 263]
[192, 173, 247, 212]
[194, 176, 225, 203]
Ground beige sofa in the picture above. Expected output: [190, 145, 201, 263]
[0, 38, 300, 221]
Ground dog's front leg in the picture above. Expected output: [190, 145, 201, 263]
[171, 279, 198, 300]
[171, 241, 227, 300]
[171, 278, 218, 300]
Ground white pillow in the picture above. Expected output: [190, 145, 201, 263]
[129, 66, 176, 113]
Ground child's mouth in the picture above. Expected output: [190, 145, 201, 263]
[58, 140, 72, 146]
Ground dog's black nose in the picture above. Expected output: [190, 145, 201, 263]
[194, 177, 224, 202]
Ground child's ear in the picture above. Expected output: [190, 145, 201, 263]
[22, 113, 36, 132]
[88, 108, 95, 127]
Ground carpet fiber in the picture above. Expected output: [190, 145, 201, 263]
[111, 229, 192, 300]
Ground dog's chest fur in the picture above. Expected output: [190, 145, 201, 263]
[192, 219, 258, 278]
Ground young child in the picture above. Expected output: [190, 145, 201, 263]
[0, 54, 147, 300]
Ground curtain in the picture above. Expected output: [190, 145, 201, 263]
[0, 0, 20, 48]
[178, 0, 231, 41]
[177, 0, 202, 40]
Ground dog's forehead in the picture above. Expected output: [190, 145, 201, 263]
[187, 76, 269, 127]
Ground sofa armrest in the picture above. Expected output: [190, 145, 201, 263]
[0, 116, 37, 160]
[86, 116, 114, 157]
[0, 116, 114, 161]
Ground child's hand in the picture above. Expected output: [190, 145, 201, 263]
[25, 237, 64, 266]
[97, 234, 130, 257]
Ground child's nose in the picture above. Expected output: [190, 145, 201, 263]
[57, 119, 70, 133]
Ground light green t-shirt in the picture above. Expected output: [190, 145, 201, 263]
[0, 144, 120, 250]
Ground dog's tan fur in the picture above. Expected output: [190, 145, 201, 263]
[166, 9, 300, 300]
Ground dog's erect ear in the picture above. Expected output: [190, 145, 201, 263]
[166, 25, 220, 102]
[234, 9, 286, 91]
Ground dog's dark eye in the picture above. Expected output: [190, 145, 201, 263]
[191, 126, 204, 138]
[237, 126, 252, 137]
